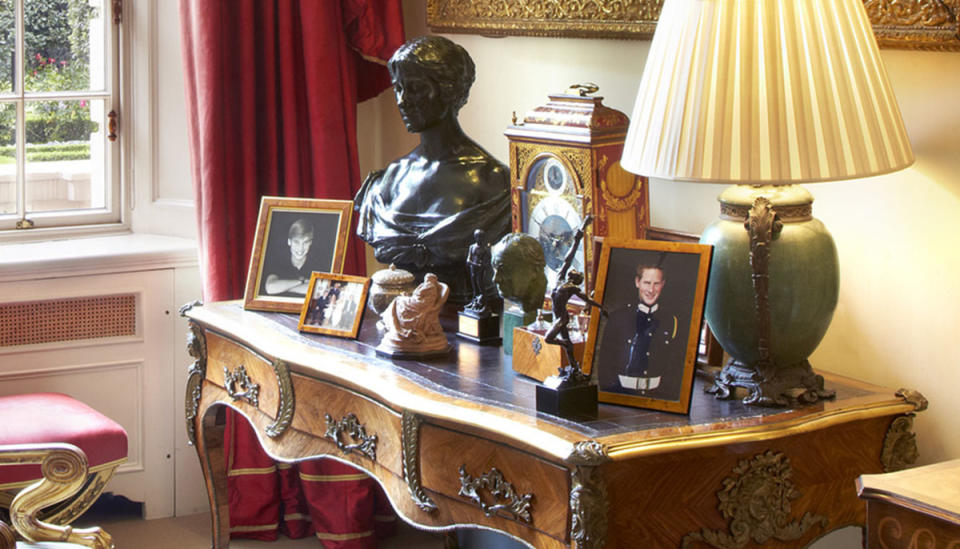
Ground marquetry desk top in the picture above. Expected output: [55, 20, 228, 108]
[183, 300, 927, 548]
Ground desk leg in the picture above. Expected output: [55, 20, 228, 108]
[196, 402, 229, 549]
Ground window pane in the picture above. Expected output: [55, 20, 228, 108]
[24, 0, 103, 93]
[25, 98, 104, 213]
[0, 1, 14, 94]
[0, 102, 13, 214]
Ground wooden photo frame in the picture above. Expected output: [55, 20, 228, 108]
[243, 197, 352, 313]
[297, 273, 370, 339]
[582, 238, 712, 414]
[644, 227, 726, 369]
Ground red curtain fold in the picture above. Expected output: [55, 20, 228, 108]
[180, 0, 404, 544]
[181, 0, 405, 299]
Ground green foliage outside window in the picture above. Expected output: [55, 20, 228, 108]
[0, 0, 99, 155]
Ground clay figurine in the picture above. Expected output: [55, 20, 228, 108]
[377, 273, 451, 358]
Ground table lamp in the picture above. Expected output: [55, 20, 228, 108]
[621, 0, 914, 406]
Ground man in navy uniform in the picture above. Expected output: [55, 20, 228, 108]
[602, 260, 685, 400]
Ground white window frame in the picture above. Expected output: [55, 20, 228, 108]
[0, 0, 124, 239]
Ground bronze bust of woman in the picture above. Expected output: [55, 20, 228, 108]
[355, 36, 510, 304]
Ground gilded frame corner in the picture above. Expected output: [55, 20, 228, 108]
[426, 0, 960, 51]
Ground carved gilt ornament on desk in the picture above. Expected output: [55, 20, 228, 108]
[324, 413, 378, 462]
[682, 451, 828, 549]
[458, 465, 534, 523]
[184, 321, 207, 446]
[401, 410, 437, 512]
[427, 0, 960, 50]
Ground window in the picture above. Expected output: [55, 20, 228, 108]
[0, 0, 119, 233]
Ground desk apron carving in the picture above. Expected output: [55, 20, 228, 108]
[458, 466, 533, 523]
[401, 410, 437, 512]
[325, 413, 378, 461]
[223, 365, 260, 408]
[881, 388, 927, 473]
[568, 440, 610, 548]
[682, 451, 828, 548]
[184, 321, 207, 446]
[264, 360, 294, 438]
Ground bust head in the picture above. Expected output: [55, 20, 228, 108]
[635, 263, 666, 306]
[287, 218, 315, 268]
[387, 36, 475, 132]
[491, 233, 547, 313]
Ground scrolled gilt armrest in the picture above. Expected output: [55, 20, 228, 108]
[0, 443, 113, 549]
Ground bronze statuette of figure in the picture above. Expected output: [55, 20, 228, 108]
[537, 216, 604, 418]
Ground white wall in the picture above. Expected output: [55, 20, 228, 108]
[129, 0, 196, 239]
[364, 2, 960, 467]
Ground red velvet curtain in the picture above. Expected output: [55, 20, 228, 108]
[180, 1, 404, 545]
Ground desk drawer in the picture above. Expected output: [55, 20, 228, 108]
[419, 423, 570, 541]
[205, 331, 284, 421]
[290, 375, 403, 476]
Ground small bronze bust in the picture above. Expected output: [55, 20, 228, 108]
[355, 36, 511, 304]
[491, 233, 547, 318]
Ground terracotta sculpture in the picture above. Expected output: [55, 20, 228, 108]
[355, 36, 510, 304]
[377, 273, 451, 357]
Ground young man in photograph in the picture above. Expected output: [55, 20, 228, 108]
[263, 218, 316, 297]
[609, 261, 684, 399]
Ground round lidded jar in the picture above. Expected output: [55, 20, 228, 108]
[369, 264, 416, 315]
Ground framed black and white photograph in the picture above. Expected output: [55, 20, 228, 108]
[243, 197, 353, 313]
[297, 273, 370, 339]
[582, 239, 712, 414]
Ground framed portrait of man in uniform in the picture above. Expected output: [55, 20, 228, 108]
[243, 197, 353, 313]
[582, 239, 712, 414]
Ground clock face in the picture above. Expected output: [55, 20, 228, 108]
[522, 155, 584, 290]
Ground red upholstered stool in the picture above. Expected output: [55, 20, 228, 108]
[0, 393, 126, 548]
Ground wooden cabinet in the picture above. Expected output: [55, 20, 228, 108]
[183, 301, 927, 548]
[858, 460, 960, 548]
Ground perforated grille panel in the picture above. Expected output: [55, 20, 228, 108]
[0, 295, 137, 347]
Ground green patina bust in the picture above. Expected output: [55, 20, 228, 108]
[491, 233, 547, 316]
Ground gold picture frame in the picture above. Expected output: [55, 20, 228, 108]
[243, 197, 353, 314]
[426, 0, 960, 51]
[298, 273, 371, 339]
[582, 238, 712, 414]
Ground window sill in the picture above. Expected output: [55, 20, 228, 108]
[0, 233, 198, 283]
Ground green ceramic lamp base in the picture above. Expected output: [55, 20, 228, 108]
[700, 184, 839, 407]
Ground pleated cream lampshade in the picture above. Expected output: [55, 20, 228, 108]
[622, 0, 914, 184]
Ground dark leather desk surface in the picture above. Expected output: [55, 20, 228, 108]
[236, 302, 877, 440]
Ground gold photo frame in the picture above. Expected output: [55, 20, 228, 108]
[583, 238, 712, 414]
[243, 197, 353, 314]
[298, 273, 371, 339]
[426, 0, 960, 51]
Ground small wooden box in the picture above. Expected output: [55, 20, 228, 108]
[511, 327, 585, 382]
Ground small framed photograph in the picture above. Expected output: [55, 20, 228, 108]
[298, 273, 371, 339]
[243, 197, 353, 313]
[582, 239, 712, 414]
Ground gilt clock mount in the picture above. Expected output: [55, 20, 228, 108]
[505, 84, 649, 293]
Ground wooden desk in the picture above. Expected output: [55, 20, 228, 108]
[182, 301, 926, 549]
[858, 460, 960, 548]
